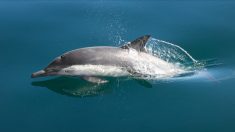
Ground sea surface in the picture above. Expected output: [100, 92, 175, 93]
[1, 1, 235, 132]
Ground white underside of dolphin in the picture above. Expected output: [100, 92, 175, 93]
[59, 65, 129, 77]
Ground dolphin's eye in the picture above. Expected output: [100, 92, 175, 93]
[61, 55, 65, 59]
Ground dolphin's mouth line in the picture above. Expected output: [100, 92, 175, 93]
[31, 68, 61, 78]
[31, 70, 46, 78]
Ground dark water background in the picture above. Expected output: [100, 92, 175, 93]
[1, 1, 235, 132]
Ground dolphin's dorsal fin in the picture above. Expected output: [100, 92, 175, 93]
[121, 35, 151, 52]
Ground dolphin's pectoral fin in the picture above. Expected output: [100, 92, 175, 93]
[133, 78, 153, 88]
[120, 35, 151, 52]
[81, 76, 108, 84]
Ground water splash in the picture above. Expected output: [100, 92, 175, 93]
[136, 37, 225, 81]
[145, 38, 198, 69]
[127, 37, 207, 80]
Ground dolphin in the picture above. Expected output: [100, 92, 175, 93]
[31, 35, 184, 83]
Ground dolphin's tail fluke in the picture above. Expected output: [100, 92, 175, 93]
[31, 70, 47, 78]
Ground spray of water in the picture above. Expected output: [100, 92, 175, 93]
[130, 37, 203, 79]
[145, 38, 198, 69]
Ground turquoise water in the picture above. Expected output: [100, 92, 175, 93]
[1, 1, 235, 132]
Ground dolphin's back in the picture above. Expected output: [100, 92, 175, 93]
[61, 46, 128, 66]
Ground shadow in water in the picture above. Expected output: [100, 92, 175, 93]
[31, 77, 152, 98]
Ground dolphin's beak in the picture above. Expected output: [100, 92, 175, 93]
[31, 70, 47, 78]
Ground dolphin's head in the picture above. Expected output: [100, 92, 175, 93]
[31, 56, 68, 78]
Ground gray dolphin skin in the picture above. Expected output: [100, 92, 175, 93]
[31, 35, 163, 83]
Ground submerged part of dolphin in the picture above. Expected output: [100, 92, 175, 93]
[31, 35, 196, 83]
